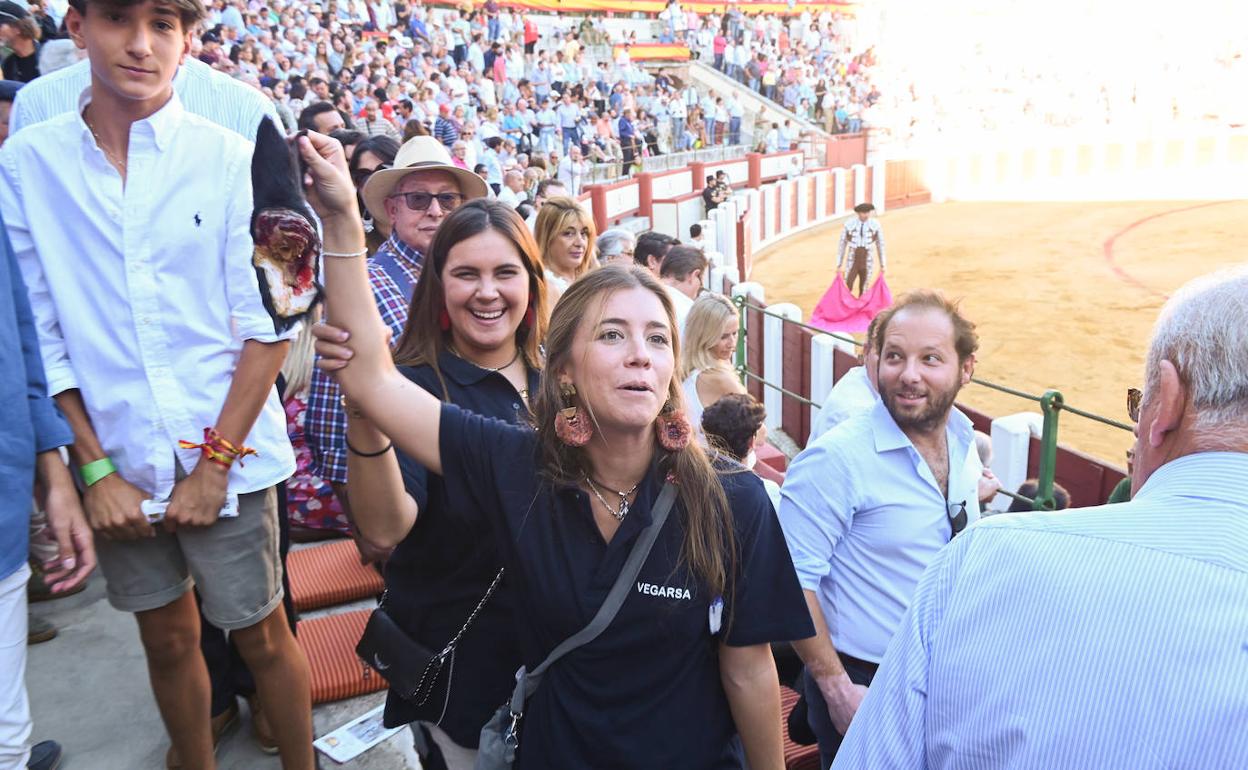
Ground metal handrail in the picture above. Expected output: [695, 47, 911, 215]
[736, 298, 1131, 433]
[731, 294, 1122, 512]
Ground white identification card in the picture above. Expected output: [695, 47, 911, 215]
[313, 704, 404, 764]
[709, 596, 724, 635]
[141, 494, 240, 524]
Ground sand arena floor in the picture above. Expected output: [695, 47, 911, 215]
[749, 200, 1248, 463]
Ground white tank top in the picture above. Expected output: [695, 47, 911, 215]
[682, 369, 707, 444]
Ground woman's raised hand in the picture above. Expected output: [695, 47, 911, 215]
[296, 130, 360, 223]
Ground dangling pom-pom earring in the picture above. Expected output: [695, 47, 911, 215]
[439, 305, 452, 332]
[554, 383, 592, 447]
[656, 400, 692, 452]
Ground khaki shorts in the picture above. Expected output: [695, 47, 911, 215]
[95, 480, 283, 631]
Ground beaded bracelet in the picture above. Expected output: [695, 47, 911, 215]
[322, 247, 368, 259]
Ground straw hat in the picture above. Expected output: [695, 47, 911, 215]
[362, 136, 489, 232]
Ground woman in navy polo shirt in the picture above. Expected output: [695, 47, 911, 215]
[303, 132, 814, 770]
[341, 199, 547, 768]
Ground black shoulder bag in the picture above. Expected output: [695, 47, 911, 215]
[356, 567, 505, 725]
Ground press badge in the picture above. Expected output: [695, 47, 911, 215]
[709, 596, 724, 635]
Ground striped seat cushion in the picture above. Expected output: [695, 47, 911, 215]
[296, 609, 387, 704]
[287, 539, 385, 611]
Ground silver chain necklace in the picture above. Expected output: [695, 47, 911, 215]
[584, 477, 640, 521]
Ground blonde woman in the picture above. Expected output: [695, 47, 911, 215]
[534, 195, 596, 301]
[681, 293, 746, 437]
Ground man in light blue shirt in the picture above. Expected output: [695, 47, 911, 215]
[835, 267, 1248, 770]
[780, 290, 983, 768]
[809, 316, 882, 443]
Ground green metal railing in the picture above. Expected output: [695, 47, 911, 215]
[731, 296, 1132, 511]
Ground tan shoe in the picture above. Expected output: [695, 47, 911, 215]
[247, 694, 279, 755]
[165, 701, 239, 769]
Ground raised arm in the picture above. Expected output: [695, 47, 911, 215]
[298, 132, 444, 474]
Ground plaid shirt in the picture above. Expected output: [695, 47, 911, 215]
[305, 234, 423, 484]
[837, 217, 887, 277]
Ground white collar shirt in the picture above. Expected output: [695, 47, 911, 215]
[809, 365, 877, 442]
[8, 57, 276, 138]
[778, 399, 981, 662]
[0, 90, 296, 499]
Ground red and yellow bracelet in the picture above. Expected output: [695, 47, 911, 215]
[179, 428, 258, 469]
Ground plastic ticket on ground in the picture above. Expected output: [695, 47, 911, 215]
[314, 704, 404, 764]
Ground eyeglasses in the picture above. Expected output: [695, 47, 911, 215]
[351, 162, 389, 187]
[1127, 387, 1142, 423]
[387, 191, 465, 212]
[946, 500, 967, 540]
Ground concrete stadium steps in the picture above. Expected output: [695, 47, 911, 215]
[681, 61, 832, 149]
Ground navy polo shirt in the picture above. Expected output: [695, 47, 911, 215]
[438, 404, 815, 769]
[382, 351, 539, 746]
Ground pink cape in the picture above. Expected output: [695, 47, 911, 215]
[810, 274, 893, 333]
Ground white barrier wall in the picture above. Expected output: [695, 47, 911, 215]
[989, 412, 1043, 512]
[652, 196, 705, 243]
[762, 303, 801, 432]
[922, 131, 1248, 201]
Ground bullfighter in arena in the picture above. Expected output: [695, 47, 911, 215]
[837, 202, 886, 296]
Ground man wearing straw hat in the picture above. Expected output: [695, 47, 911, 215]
[305, 135, 487, 562]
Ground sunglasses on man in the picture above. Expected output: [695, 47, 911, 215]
[386, 191, 466, 212]
[946, 500, 968, 540]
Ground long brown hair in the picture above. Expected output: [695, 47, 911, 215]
[532, 266, 736, 600]
[392, 199, 548, 397]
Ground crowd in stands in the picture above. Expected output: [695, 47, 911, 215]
[659, 0, 880, 137]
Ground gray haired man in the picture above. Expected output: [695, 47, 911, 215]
[835, 267, 1248, 769]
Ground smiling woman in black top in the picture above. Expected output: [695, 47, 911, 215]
[342, 198, 547, 768]
[301, 131, 814, 770]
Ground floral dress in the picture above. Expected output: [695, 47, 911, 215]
[284, 393, 350, 534]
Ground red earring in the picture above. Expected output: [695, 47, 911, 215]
[656, 401, 692, 452]
[521, 301, 536, 332]
[439, 305, 451, 332]
[554, 383, 592, 447]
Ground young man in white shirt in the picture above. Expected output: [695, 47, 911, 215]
[0, 0, 314, 767]
[658, 244, 707, 337]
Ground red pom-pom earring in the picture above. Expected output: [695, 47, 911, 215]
[554, 383, 592, 447]
[439, 305, 452, 332]
[656, 401, 691, 452]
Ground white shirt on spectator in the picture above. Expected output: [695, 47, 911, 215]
[662, 284, 695, 337]
[809, 365, 877, 442]
[9, 57, 276, 137]
[0, 91, 296, 499]
[556, 155, 590, 197]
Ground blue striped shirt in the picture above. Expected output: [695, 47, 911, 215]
[834, 451, 1248, 770]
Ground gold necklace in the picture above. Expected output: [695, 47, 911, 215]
[84, 107, 127, 172]
[448, 344, 520, 374]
